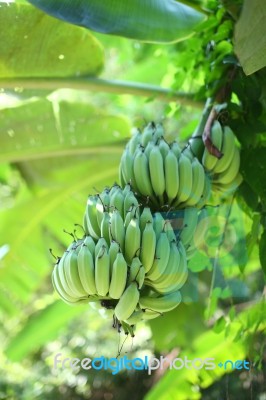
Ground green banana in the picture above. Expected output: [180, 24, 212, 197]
[125, 217, 141, 263]
[119, 160, 126, 187]
[100, 212, 111, 246]
[153, 123, 164, 142]
[153, 212, 165, 240]
[202, 120, 223, 171]
[124, 205, 138, 228]
[171, 141, 181, 158]
[149, 145, 165, 201]
[95, 245, 110, 296]
[122, 183, 131, 197]
[213, 172, 243, 195]
[141, 122, 156, 147]
[109, 186, 124, 216]
[213, 146, 240, 185]
[182, 146, 194, 161]
[213, 126, 236, 174]
[176, 153, 193, 204]
[77, 244, 97, 295]
[135, 265, 145, 289]
[124, 309, 144, 325]
[124, 308, 161, 324]
[128, 131, 141, 155]
[179, 208, 198, 246]
[114, 282, 140, 321]
[128, 257, 142, 283]
[120, 148, 136, 187]
[84, 195, 101, 239]
[146, 231, 170, 281]
[140, 207, 153, 233]
[52, 262, 79, 303]
[144, 141, 155, 158]
[64, 248, 88, 298]
[109, 252, 128, 299]
[150, 241, 188, 293]
[83, 236, 95, 257]
[165, 149, 179, 203]
[109, 240, 120, 273]
[133, 148, 154, 197]
[163, 219, 176, 243]
[109, 210, 125, 252]
[123, 190, 139, 220]
[95, 237, 108, 258]
[140, 221, 156, 273]
[139, 290, 182, 313]
[184, 158, 205, 207]
[57, 251, 79, 298]
[158, 138, 170, 159]
[197, 173, 211, 208]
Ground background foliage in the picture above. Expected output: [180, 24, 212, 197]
[0, 0, 265, 399]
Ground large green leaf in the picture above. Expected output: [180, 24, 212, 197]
[0, 92, 130, 164]
[234, 0, 266, 75]
[0, 2, 104, 77]
[145, 301, 265, 400]
[27, 0, 206, 43]
[0, 160, 119, 308]
[5, 300, 88, 361]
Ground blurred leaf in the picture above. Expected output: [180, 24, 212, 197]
[0, 2, 104, 78]
[149, 303, 206, 351]
[0, 158, 119, 309]
[259, 229, 266, 278]
[213, 316, 227, 333]
[0, 93, 130, 164]
[27, 0, 206, 43]
[188, 252, 212, 272]
[146, 301, 265, 400]
[237, 181, 259, 213]
[5, 300, 87, 361]
[241, 148, 266, 201]
[234, 0, 266, 75]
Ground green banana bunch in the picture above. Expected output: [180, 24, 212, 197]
[52, 235, 138, 318]
[83, 184, 140, 242]
[201, 123, 242, 196]
[119, 122, 210, 209]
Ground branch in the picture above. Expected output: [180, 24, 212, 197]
[0, 77, 203, 107]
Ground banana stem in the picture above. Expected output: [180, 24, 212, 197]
[188, 98, 213, 158]
[192, 98, 213, 138]
[0, 77, 203, 107]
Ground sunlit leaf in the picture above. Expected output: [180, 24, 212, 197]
[234, 0, 266, 75]
[0, 2, 104, 77]
[0, 93, 130, 164]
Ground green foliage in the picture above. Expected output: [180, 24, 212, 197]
[234, 0, 266, 75]
[0, 2, 104, 77]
